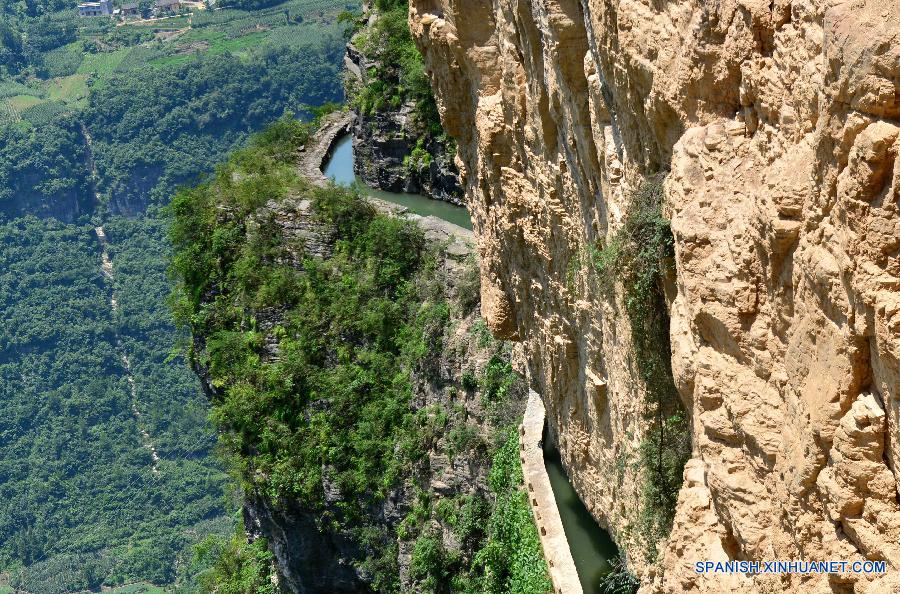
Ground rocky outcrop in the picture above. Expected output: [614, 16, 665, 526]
[346, 28, 464, 205]
[351, 100, 463, 204]
[409, 1, 900, 592]
[243, 489, 366, 594]
[2, 184, 89, 222]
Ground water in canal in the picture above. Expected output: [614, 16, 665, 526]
[322, 134, 473, 230]
[543, 426, 620, 593]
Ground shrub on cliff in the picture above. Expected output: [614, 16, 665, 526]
[170, 115, 450, 588]
[352, 0, 441, 135]
[170, 138, 430, 511]
[591, 174, 691, 560]
[171, 116, 552, 593]
[195, 528, 277, 594]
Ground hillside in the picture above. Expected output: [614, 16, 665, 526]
[0, 0, 348, 219]
[344, 0, 462, 204]
[0, 0, 354, 591]
[0, 215, 230, 592]
[169, 116, 553, 593]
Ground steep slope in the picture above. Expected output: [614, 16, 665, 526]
[408, 1, 900, 592]
[170, 116, 552, 593]
[345, 3, 464, 204]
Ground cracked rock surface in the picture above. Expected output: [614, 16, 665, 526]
[408, 1, 900, 591]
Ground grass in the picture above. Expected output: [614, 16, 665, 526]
[265, 21, 344, 47]
[6, 95, 43, 111]
[148, 30, 270, 67]
[21, 100, 71, 126]
[46, 74, 90, 106]
[0, 75, 89, 124]
[0, 102, 19, 124]
[125, 15, 192, 30]
[42, 42, 86, 77]
[78, 47, 131, 78]
[0, 80, 39, 99]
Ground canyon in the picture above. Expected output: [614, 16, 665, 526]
[408, 1, 900, 593]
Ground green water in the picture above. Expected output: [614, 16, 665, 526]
[322, 134, 473, 230]
[544, 432, 620, 593]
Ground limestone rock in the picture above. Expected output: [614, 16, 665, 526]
[409, 0, 900, 591]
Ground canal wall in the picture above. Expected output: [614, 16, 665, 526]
[305, 111, 475, 245]
[520, 390, 583, 594]
[298, 110, 356, 188]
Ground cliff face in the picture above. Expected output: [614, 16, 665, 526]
[202, 213, 534, 591]
[181, 114, 548, 592]
[350, 98, 464, 205]
[409, 1, 900, 592]
[346, 12, 464, 205]
[2, 184, 89, 222]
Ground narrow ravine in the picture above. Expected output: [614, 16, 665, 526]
[543, 430, 619, 593]
[84, 121, 161, 474]
[95, 226, 161, 475]
[322, 131, 622, 594]
[80, 123, 160, 474]
[79, 122, 100, 215]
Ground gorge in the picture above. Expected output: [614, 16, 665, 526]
[2, 0, 898, 591]
[322, 120, 624, 593]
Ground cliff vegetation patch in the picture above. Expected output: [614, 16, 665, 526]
[170, 116, 550, 592]
[348, 0, 440, 135]
[591, 175, 691, 560]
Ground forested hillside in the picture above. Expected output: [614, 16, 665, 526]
[0, 0, 349, 219]
[169, 118, 551, 593]
[0, 0, 355, 591]
[0, 216, 229, 592]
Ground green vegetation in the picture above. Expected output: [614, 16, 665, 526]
[474, 429, 554, 594]
[83, 43, 344, 209]
[591, 174, 690, 560]
[0, 0, 362, 590]
[171, 115, 437, 588]
[0, 216, 230, 592]
[0, 119, 89, 207]
[170, 115, 420, 502]
[0, 1, 356, 589]
[599, 557, 640, 594]
[0, 0, 350, 219]
[170, 118, 550, 592]
[193, 524, 278, 594]
[401, 430, 551, 594]
[350, 0, 441, 134]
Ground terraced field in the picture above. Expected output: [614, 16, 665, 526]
[0, 0, 349, 127]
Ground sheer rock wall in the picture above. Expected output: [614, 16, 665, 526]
[408, 1, 900, 592]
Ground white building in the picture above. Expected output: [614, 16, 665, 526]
[78, 0, 112, 17]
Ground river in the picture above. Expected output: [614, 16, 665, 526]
[322, 134, 473, 230]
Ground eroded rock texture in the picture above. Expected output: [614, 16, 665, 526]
[408, 1, 900, 592]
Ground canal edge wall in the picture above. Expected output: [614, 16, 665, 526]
[520, 390, 584, 594]
[299, 110, 356, 188]
[307, 111, 475, 244]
